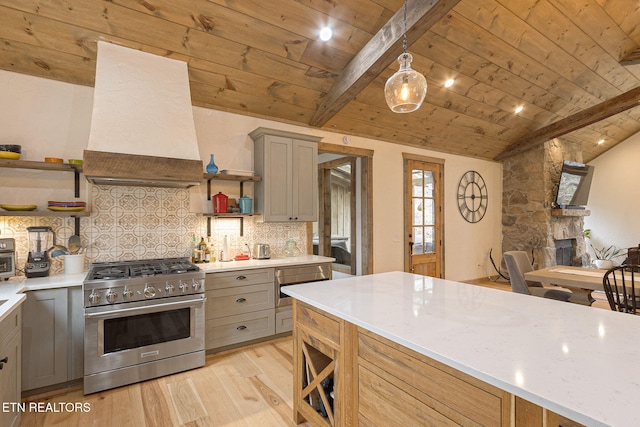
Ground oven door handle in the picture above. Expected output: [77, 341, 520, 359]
[84, 296, 206, 319]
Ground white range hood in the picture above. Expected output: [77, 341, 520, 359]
[84, 42, 202, 188]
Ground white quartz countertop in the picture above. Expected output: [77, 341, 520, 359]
[282, 271, 640, 427]
[0, 272, 86, 323]
[197, 255, 334, 273]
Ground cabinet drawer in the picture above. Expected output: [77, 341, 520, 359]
[206, 268, 274, 290]
[296, 301, 340, 347]
[0, 305, 21, 349]
[206, 309, 275, 350]
[206, 283, 275, 319]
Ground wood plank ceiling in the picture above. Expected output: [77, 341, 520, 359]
[1, 0, 639, 163]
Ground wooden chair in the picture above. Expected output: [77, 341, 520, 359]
[503, 251, 572, 302]
[602, 264, 640, 314]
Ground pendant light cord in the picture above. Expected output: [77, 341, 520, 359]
[403, 1, 407, 54]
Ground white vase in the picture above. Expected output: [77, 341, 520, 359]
[593, 259, 614, 270]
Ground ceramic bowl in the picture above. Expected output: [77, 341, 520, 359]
[44, 157, 64, 163]
[0, 144, 21, 153]
[67, 159, 83, 165]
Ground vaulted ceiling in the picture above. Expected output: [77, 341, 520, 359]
[1, 0, 640, 163]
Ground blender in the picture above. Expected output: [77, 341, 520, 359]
[25, 226, 56, 278]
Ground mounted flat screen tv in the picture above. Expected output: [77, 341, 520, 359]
[554, 160, 595, 208]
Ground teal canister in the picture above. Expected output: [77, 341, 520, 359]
[239, 195, 252, 214]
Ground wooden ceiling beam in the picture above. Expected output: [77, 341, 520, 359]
[309, 0, 460, 127]
[620, 47, 640, 66]
[494, 85, 640, 161]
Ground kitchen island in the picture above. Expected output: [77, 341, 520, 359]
[283, 271, 640, 427]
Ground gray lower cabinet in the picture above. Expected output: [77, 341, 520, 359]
[205, 268, 276, 350]
[275, 306, 293, 334]
[0, 305, 21, 427]
[21, 286, 84, 391]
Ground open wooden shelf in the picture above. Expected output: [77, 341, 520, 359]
[203, 173, 261, 237]
[0, 158, 82, 172]
[203, 213, 254, 218]
[0, 210, 89, 217]
[203, 173, 261, 182]
[0, 158, 87, 234]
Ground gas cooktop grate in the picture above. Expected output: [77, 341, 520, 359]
[86, 257, 200, 281]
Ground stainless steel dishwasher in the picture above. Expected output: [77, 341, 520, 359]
[275, 263, 332, 306]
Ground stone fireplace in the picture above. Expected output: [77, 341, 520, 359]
[502, 138, 589, 269]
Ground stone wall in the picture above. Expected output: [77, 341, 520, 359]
[502, 138, 588, 269]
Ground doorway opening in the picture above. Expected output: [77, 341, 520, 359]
[312, 143, 373, 277]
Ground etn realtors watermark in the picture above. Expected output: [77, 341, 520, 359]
[2, 401, 91, 413]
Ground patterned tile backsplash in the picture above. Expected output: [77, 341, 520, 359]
[0, 186, 308, 276]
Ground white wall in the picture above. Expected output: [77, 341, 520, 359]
[584, 133, 640, 258]
[0, 69, 502, 281]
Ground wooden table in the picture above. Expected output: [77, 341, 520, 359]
[525, 266, 606, 305]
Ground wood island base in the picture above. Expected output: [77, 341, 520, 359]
[292, 299, 582, 427]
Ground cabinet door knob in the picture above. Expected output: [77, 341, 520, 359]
[0, 356, 7, 370]
[236, 297, 247, 303]
[236, 275, 246, 280]
[236, 325, 247, 331]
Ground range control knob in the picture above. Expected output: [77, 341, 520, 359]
[106, 290, 118, 304]
[89, 292, 101, 305]
[165, 283, 175, 294]
[122, 287, 133, 300]
[179, 281, 187, 293]
[144, 285, 156, 298]
[192, 280, 200, 291]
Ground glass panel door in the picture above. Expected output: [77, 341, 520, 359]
[405, 159, 442, 278]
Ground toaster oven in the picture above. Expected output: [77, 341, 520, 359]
[0, 238, 16, 280]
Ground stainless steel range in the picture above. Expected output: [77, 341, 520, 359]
[83, 257, 206, 395]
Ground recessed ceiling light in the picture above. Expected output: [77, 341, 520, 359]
[444, 78, 455, 88]
[319, 27, 332, 41]
[514, 105, 524, 114]
[597, 139, 605, 145]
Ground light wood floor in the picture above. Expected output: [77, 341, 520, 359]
[21, 337, 310, 427]
[19, 278, 608, 426]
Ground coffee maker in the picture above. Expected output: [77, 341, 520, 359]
[25, 226, 55, 278]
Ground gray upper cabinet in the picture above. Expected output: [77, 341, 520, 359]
[250, 128, 321, 222]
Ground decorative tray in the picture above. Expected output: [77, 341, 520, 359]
[48, 201, 86, 207]
[220, 169, 254, 176]
[47, 206, 86, 212]
[0, 204, 37, 211]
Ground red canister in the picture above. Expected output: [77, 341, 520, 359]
[213, 192, 228, 213]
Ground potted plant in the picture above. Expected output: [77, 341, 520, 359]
[590, 244, 627, 270]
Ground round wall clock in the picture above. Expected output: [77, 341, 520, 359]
[457, 170, 488, 223]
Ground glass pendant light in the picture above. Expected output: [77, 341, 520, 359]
[384, 1, 427, 113]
